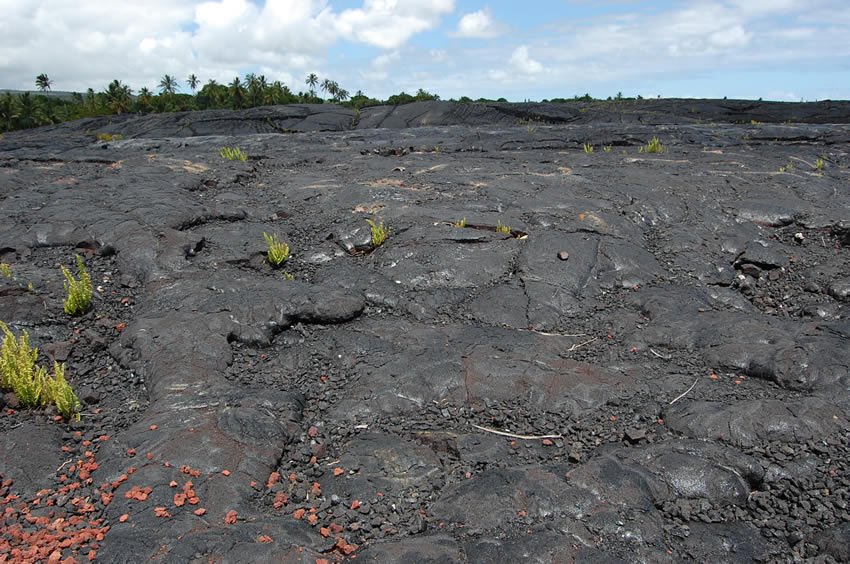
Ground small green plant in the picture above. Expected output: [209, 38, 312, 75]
[454, 217, 467, 228]
[46, 362, 81, 421]
[365, 219, 389, 247]
[750, 119, 761, 125]
[263, 232, 290, 267]
[61, 255, 92, 316]
[779, 161, 795, 173]
[282, 272, 295, 281]
[639, 136, 664, 154]
[96, 132, 123, 142]
[495, 221, 512, 235]
[603, 145, 613, 153]
[0, 263, 11, 279]
[583, 142, 594, 154]
[814, 158, 825, 172]
[0, 321, 81, 420]
[219, 147, 248, 161]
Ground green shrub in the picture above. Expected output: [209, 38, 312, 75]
[0, 321, 81, 420]
[46, 362, 81, 421]
[814, 157, 825, 172]
[263, 232, 290, 267]
[639, 136, 664, 154]
[219, 147, 248, 161]
[366, 219, 389, 247]
[0, 263, 11, 279]
[583, 142, 594, 154]
[96, 132, 123, 142]
[61, 255, 92, 316]
[495, 221, 511, 235]
[0, 321, 42, 405]
[454, 217, 467, 228]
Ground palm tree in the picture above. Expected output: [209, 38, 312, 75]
[159, 74, 178, 96]
[35, 73, 52, 92]
[229, 76, 244, 109]
[320, 78, 333, 99]
[335, 88, 349, 103]
[305, 73, 318, 97]
[186, 74, 199, 94]
[105, 80, 132, 114]
[137, 87, 153, 112]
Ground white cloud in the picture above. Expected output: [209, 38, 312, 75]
[709, 25, 752, 48]
[455, 8, 501, 38]
[509, 45, 543, 74]
[0, 0, 454, 92]
[333, 0, 454, 49]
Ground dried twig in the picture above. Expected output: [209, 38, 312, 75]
[568, 337, 598, 352]
[470, 423, 562, 441]
[650, 348, 671, 360]
[669, 378, 699, 405]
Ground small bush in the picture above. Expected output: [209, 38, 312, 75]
[639, 136, 664, 154]
[0, 263, 11, 279]
[61, 255, 92, 316]
[366, 219, 389, 247]
[814, 157, 825, 172]
[0, 321, 81, 420]
[583, 142, 594, 154]
[46, 363, 81, 421]
[603, 145, 613, 153]
[454, 217, 467, 228]
[263, 232, 290, 267]
[96, 132, 123, 142]
[220, 147, 248, 161]
[495, 221, 511, 235]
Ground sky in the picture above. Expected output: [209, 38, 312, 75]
[1, 0, 849, 102]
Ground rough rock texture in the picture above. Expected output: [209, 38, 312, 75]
[1, 99, 849, 562]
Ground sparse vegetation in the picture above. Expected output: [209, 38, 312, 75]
[0, 263, 11, 279]
[283, 272, 295, 281]
[454, 217, 468, 228]
[814, 157, 825, 172]
[96, 132, 123, 142]
[219, 147, 248, 161]
[60, 254, 92, 316]
[263, 232, 290, 267]
[365, 219, 389, 247]
[583, 142, 594, 154]
[603, 145, 613, 153]
[639, 136, 664, 154]
[0, 321, 80, 420]
[495, 221, 512, 235]
[779, 161, 795, 173]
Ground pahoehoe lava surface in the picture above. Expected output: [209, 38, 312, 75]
[1, 99, 849, 562]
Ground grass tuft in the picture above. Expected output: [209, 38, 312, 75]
[639, 136, 664, 154]
[365, 219, 389, 247]
[219, 147, 248, 161]
[454, 217, 467, 228]
[61, 255, 92, 317]
[814, 157, 825, 172]
[583, 142, 594, 154]
[0, 263, 11, 279]
[603, 145, 613, 153]
[495, 221, 512, 235]
[263, 232, 290, 267]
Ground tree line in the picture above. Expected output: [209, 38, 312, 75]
[0, 73, 445, 134]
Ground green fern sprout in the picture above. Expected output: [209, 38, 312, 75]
[219, 147, 248, 161]
[454, 217, 467, 228]
[365, 219, 389, 247]
[0, 321, 39, 399]
[263, 232, 290, 267]
[583, 142, 594, 154]
[495, 221, 512, 235]
[46, 362, 81, 421]
[61, 255, 92, 316]
[639, 136, 664, 154]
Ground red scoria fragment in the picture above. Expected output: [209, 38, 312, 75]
[224, 510, 238, 524]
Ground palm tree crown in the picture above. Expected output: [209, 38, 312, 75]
[187, 74, 199, 94]
[35, 74, 52, 92]
[159, 74, 178, 95]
